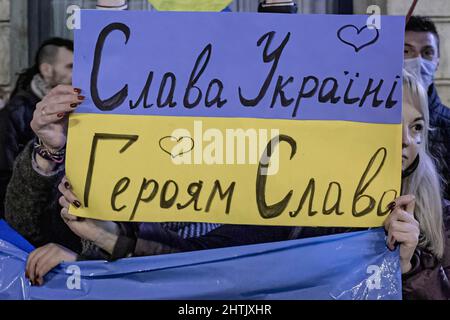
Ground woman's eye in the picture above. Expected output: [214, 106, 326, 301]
[413, 124, 424, 132]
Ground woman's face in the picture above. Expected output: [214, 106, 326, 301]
[402, 92, 425, 171]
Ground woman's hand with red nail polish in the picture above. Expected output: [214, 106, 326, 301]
[383, 195, 419, 274]
[58, 176, 119, 252]
[31, 85, 81, 154]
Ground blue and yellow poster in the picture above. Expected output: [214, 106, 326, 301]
[67, 11, 404, 227]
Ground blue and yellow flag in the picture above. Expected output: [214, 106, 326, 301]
[0, 220, 401, 300]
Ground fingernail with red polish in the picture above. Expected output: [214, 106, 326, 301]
[386, 201, 396, 211]
[74, 88, 82, 94]
[57, 112, 64, 118]
[70, 103, 78, 108]
[78, 95, 85, 101]
[73, 200, 81, 208]
[64, 181, 71, 189]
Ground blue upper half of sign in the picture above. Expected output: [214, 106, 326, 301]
[74, 10, 404, 124]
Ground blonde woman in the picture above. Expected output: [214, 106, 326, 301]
[385, 71, 450, 299]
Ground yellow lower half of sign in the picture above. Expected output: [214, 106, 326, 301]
[66, 113, 402, 227]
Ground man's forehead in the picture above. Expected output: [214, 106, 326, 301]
[55, 47, 73, 62]
[405, 31, 438, 48]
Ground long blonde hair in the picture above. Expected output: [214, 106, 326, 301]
[402, 70, 444, 259]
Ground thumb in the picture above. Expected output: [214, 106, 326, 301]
[394, 195, 415, 215]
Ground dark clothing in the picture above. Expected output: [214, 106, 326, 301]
[0, 108, 10, 218]
[110, 223, 352, 259]
[428, 84, 450, 200]
[0, 86, 40, 218]
[109, 223, 294, 260]
[401, 201, 450, 300]
[4, 142, 81, 253]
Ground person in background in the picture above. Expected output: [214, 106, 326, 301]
[0, 38, 73, 217]
[404, 16, 450, 200]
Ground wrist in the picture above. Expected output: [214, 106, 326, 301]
[93, 225, 120, 254]
[400, 259, 412, 274]
[34, 137, 65, 165]
[35, 152, 58, 174]
[40, 141, 64, 154]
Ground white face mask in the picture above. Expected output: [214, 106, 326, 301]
[0, 99, 5, 110]
[404, 57, 438, 89]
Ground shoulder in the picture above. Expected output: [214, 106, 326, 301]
[5, 89, 39, 112]
[4, 90, 39, 125]
[428, 87, 450, 122]
[429, 101, 450, 124]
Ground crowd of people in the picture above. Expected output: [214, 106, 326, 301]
[0, 0, 449, 300]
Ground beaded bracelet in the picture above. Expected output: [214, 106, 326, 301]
[33, 138, 66, 164]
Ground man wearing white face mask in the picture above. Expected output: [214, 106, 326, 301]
[404, 16, 450, 200]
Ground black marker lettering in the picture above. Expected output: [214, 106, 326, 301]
[91, 23, 129, 111]
[239, 31, 291, 107]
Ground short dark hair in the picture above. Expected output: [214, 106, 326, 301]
[405, 16, 440, 53]
[10, 37, 73, 97]
[37, 37, 74, 66]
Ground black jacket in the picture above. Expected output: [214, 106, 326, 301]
[428, 84, 450, 200]
[0, 86, 40, 218]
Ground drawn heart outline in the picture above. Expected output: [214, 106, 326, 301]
[337, 24, 379, 53]
[159, 136, 195, 158]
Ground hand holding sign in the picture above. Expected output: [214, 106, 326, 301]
[31, 85, 82, 152]
[30, 85, 83, 173]
[383, 195, 419, 274]
[59, 176, 120, 254]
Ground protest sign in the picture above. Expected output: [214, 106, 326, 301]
[68, 11, 404, 227]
